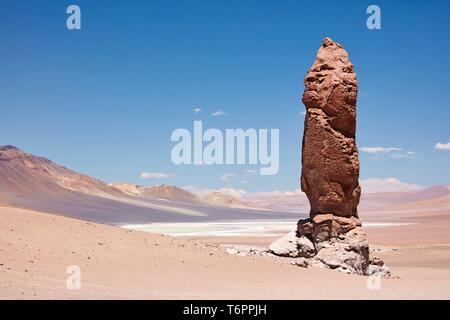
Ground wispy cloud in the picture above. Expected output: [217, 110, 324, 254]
[184, 186, 247, 198]
[360, 177, 423, 193]
[360, 146, 416, 158]
[244, 169, 257, 175]
[435, 142, 450, 151]
[185, 176, 424, 199]
[192, 107, 202, 114]
[211, 110, 226, 117]
[301, 110, 306, 116]
[250, 189, 306, 197]
[220, 173, 237, 182]
[360, 147, 402, 154]
[140, 172, 177, 179]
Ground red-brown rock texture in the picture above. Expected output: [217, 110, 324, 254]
[301, 37, 361, 218]
[268, 38, 390, 277]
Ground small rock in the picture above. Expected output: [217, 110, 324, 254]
[269, 231, 299, 257]
[297, 218, 313, 235]
[291, 258, 309, 268]
[297, 236, 316, 258]
[370, 256, 384, 267]
[270, 231, 316, 258]
[368, 264, 391, 279]
[226, 248, 239, 255]
[236, 252, 249, 257]
[312, 227, 370, 275]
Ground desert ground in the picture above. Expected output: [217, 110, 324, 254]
[1, 205, 449, 299]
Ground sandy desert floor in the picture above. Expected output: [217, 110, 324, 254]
[1, 206, 450, 299]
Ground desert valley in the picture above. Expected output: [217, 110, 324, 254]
[1, 144, 450, 299]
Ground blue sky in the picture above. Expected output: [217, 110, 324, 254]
[1, 0, 449, 193]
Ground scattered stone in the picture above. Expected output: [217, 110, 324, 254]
[368, 264, 391, 279]
[291, 258, 309, 268]
[370, 256, 384, 267]
[269, 231, 299, 257]
[268, 231, 316, 258]
[297, 218, 313, 236]
[311, 227, 369, 275]
[297, 236, 316, 258]
[225, 248, 239, 255]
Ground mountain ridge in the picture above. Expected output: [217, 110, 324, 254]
[1, 145, 449, 223]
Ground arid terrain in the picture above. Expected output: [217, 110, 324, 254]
[1, 206, 450, 299]
[1, 145, 450, 299]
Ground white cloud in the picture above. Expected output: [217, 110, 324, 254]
[140, 172, 177, 179]
[360, 147, 416, 158]
[435, 142, 450, 151]
[360, 177, 424, 193]
[301, 111, 306, 116]
[217, 188, 247, 198]
[244, 169, 257, 175]
[185, 177, 424, 200]
[211, 110, 226, 117]
[220, 173, 237, 182]
[184, 186, 247, 198]
[250, 189, 306, 197]
[360, 147, 402, 154]
[192, 108, 202, 114]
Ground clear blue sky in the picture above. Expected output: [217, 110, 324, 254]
[1, 0, 449, 192]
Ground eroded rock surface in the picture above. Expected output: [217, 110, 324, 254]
[267, 38, 388, 277]
[269, 231, 315, 258]
[301, 37, 360, 218]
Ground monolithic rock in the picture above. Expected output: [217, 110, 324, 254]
[268, 38, 388, 277]
[301, 37, 361, 218]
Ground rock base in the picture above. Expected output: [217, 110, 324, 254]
[268, 215, 390, 278]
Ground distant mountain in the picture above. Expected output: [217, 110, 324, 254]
[0, 145, 123, 198]
[201, 191, 250, 209]
[1, 145, 449, 224]
[241, 192, 309, 213]
[0, 145, 296, 224]
[110, 182, 201, 204]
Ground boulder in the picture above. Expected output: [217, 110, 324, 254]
[312, 227, 369, 275]
[269, 231, 315, 258]
[368, 264, 391, 279]
[269, 231, 299, 257]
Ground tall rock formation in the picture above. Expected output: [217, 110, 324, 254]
[301, 37, 360, 218]
[270, 38, 389, 277]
